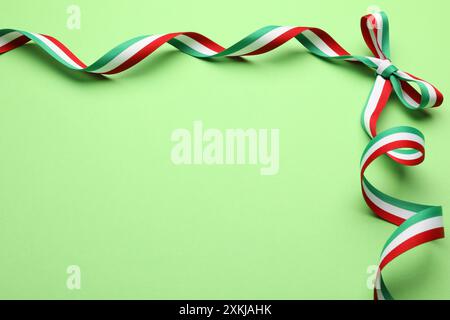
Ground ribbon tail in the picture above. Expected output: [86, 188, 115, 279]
[0, 29, 30, 54]
[374, 206, 445, 300]
[361, 75, 392, 138]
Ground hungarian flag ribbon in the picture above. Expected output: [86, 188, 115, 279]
[0, 11, 444, 299]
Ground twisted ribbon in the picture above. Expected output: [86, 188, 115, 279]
[0, 11, 444, 299]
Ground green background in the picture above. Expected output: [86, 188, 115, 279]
[0, 0, 449, 299]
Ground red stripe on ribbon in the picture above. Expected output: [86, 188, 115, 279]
[379, 227, 445, 270]
[42, 34, 87, 68]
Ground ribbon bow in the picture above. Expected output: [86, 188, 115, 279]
[296, 12, 445, 300]
[302, 11, 445, 300]
[358, 12, 443, 136]
[356, 12, 444, 300]
[0, 10, 445, 300]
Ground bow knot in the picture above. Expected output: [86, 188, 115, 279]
[376, 59, 398, 79]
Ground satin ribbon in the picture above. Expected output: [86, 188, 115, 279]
[0, 11, 444, 300]
[356, 12, 444, 300]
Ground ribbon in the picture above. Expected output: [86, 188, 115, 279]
[357, 12, 444, 300]
[0, 11, 444, 299]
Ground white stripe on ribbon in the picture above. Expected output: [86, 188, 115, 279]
[302, 29, 339, 57]
[361, 132, 424, 168]
[375, 271, 385, 300]
[0, 31, 23, 47]
[374, 13, 384, 52]
[401, 89, 420, 109]
[388, 150, 423, 161]
[367, 56, 383, 66]
[91, 34, 162, 73]
[362, 180, 415, 220]
[380, 216, 443, 263]
[30, 32, 83, 70]
[396, 70, 437, 108]
[363, 75, 386, 136]
[227, 26, 296, 57]
[367, 14, 386, 59]
[174, 34, 218, 56]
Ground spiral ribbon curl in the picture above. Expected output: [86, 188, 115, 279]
[0, 11, 444, 299]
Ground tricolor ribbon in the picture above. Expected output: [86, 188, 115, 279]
[357, 13, 444, 300]
[0, 11, 444, 299]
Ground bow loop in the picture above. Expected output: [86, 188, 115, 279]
[391, 71, 444, 109]
[361, 11, 391, 59]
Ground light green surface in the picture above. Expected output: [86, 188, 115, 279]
[0, 0, 449, 299]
